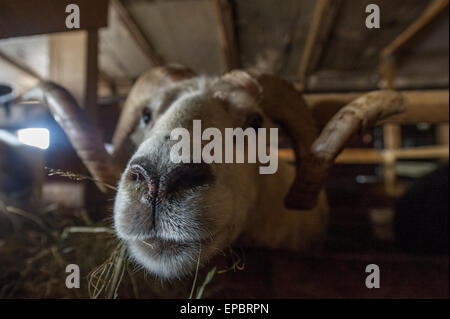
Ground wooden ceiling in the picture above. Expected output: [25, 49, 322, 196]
[0, 0, 448, 96]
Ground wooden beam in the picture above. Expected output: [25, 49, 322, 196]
[436, 123, 449, 163]
[376, 2, 449, 189]
[382, 123, 401, 194]
[214, 0, 240, 71]
[49, 30, 98, 121]
[391, 145, 449, 159]
[383, 124, 401, 149]
[0, 50, 43, 81]
[379, 55, 396, 89]
[110, 0, 163, 66]
[98, 70, 117, 95]
[305, 90, 449, 126]
[437, 123, 449, 145]
[381, 0, 449, 59]
[83, 30, 99, 122]
[297, 0, 341, 86]
[0, 0, 108, 39]
[279, 145, 449, 164]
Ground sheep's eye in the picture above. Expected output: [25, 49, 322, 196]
[142, 109, 152, 125]
[246, 113, 263, 130]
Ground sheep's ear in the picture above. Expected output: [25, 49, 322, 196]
[220, 70, 262, 100]
[112, 64, 196, 164]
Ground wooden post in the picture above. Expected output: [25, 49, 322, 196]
[378, 0, 450, 196]
[383, 123, 401, 196]
[84, 29, 99, 124]
[110, 0, 163, 66]
[49, 31, 87, 105]
[214, 0, 240, 71]
[380, 30, 400, 196]
[436, 123, 449, 163]
[49, 30, 102, 212]
[297, 0, 341, 89]
[305, 90, 450, 126]
[49, 30, 98, 121]
[380, 0, 449, 59]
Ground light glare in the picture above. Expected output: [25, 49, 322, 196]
[17, 128, 50, 150]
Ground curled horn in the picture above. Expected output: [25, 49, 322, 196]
[22, 82, 121, 192]
[222, 71, 407, 210]
[112, 64, 196, 163]
[289, 90, 407, 209]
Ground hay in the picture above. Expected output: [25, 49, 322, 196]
[189, 244, 202, 299]
[88, 241, 127, 299]
[46, 168, 117, 191]
[0, 170, 241, 298]
[0, 199, 122, 298]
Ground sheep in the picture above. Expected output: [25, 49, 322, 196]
[22, 65, 407, 279]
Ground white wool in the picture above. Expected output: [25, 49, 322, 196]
[113, 76, 328, 279]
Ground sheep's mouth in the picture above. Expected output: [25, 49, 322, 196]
[126, 235, 214, 279]
[130, 236, 211, 255]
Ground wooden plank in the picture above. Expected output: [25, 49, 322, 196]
[437, 123, 449, 145]
[234, 0, 315, 75]
[319, 0, 432, 72]
[0, 58, 39, 94]
[0, 35, 49, 80]
[49, 32, 87, 105]
[83, 30, 99, 122]
[0, 0, 108, 39]
[301, 70, 449, 92]
[110, 0, 163, 66]
[297, 0, 341, 85]
[436, 123, 449, 163]
[381, 0, 449, 58]
[305, 90, 449, 126]
[279, 145, 449, 164]
[379, 56, 396, 89]
[99, 4, 152, 79]
[214, 0, 240, 70]
[382, 124, 401, 195]
[0, 50, 43, 81]
[383, 124, 401, 149]
[49, 30, 99, 121]
[391, 145, 449, 159]
[126, 0, 226, 74]
[279, 148, 383, 164]
[98, 70, 117, 96]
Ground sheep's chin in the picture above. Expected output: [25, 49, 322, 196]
[126, 238, 206, 279]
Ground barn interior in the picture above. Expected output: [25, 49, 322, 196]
[0, 0, 448, 298]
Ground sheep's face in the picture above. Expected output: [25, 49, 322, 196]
[114, 77, 267, 279]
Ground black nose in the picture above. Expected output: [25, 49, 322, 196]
[127, 158, 215, 200]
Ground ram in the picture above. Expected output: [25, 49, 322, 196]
[22, 65, 406, 279]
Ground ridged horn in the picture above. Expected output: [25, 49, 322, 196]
[22, 82, 121, 192]
[289, 90, 407, 209]
[221, 71, 407, 210]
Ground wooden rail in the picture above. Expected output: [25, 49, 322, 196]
[279, 145, 449, 164]
[305, 90, 449, 126]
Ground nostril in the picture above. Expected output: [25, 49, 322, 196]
[127, 163, 160, 199]
[128, 164, 149, 183]
[163, 163, 215, 195]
